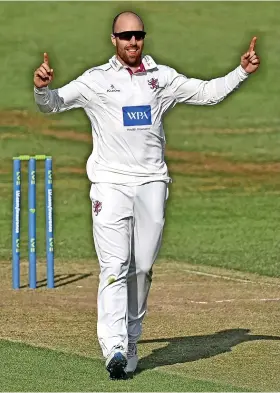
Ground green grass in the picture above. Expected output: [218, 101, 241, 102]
[0, 1, 279, 273]
[0, 1, 279, 129]
[166, 129, 280, 162]
[165, 186, 280, 276]
[2, 130, 280, 276]
[0, 340, 251, 392]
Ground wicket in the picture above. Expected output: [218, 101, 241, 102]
[12, 155, 54, 289]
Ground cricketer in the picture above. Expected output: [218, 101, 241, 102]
[33, 11, 260, 380]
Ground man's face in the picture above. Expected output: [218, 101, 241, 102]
[111, 14, 145, 67]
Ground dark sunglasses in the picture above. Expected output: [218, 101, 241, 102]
[113, 31, 146, 41]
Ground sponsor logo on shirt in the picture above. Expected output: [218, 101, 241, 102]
[148, 78, 159, 90]
[122, 105, 152, 127]
[107, 84, 120, 93]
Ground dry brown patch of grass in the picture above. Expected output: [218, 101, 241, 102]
[0, 166, 85, 177]
[183, 126, 279, 135]
[0, 110, 57, 129]
[0, 133, 27, 140]
[166, 149, 280, 175]
[166, 149, 280, 191]
[0, 110, 90, 140]
[41, 129, 91, 142]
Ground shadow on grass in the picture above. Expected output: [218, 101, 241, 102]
[137, 328, 280, 373]
[20, 273, 92, 289]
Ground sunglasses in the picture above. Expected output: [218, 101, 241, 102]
[113, 31, 146, 41]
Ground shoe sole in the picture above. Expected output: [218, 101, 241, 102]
[106, 352, 128, 380]
[125, 355, 138, 373]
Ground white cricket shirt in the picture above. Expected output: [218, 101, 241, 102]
[34, 55, 249, 184]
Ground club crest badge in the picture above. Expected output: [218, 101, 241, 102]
[148, 78, 159, 90]
[92, 200, 102, 216]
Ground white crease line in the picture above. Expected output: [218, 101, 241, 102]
[189, 299, 235, 304]
[189, 298, 280, 305]
[182, 268, 256, 283]
[181, 268, 280, 287]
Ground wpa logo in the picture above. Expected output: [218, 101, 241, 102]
[122, 105, 152, 127]
[127, 111, 149, 120]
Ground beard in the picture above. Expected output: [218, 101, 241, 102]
[117, 45, 142, 67]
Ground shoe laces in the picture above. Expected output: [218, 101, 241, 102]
[127, 343, 137, 358]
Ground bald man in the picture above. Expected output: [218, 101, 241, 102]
[33, 11, 260, 380]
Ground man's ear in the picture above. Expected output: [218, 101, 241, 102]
[111, 34, 116, 47]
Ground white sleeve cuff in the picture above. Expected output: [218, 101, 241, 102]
[34, 86, 49, 94]
[237, 65, 250, 80]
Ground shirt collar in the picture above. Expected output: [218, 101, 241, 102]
[126, 62, 145, 75]
[109, 55, 158, 72]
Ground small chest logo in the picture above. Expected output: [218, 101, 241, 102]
[122, 105, 152, 127]
[107, 84, 120, 93]
[92, 200, 102, 216]
[148, 78, 159, 90]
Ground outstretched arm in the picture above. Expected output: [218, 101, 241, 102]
[34, 53, 92, 113]
[168, 37, 260, 106]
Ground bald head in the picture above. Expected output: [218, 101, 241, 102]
[112, 11, 144, 34]
[111, 11, 145, 69]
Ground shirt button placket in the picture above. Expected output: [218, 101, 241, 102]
[132, 75, 137, 88]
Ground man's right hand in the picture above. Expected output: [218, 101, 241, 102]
[34, 53, 54, 88]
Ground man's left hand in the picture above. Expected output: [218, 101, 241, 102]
[241, 37, 260, 74]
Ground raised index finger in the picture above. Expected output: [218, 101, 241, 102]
[248, 36, 257, 52]
[43, 52, 50, 65]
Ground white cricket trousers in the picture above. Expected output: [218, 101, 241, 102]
[90, 181, 168, 358]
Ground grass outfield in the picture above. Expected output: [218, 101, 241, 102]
[0, 1, 280, 391]
[1, 340, 250, 392]
[2, 114, 280, 277]
[0, 1, 279, 130]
